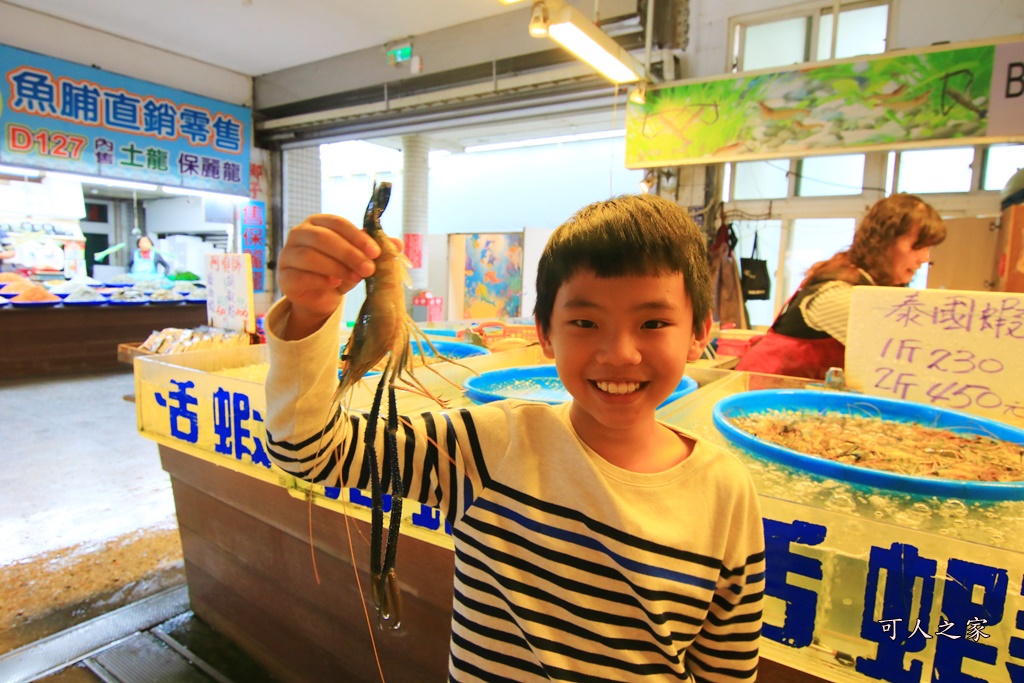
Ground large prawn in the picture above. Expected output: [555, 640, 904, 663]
[336, 181, 457, 405]
[327, 181, 461, 633]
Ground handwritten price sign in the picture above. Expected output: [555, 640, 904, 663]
[846, 287, 1024, 427]
[205, 253, 255, 333]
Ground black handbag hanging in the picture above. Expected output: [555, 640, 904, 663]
[740, 232, 771, 301]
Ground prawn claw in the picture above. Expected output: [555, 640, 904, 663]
[372, 569, 403, 630]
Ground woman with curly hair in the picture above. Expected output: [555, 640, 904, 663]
[736, 193, 946, 380]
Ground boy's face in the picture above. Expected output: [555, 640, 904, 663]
[535, 270, 711, 442]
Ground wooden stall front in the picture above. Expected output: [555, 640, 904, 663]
[158, 441, 820, 683]
[0, 303, 208, 379]
[160, 444, 454, 683]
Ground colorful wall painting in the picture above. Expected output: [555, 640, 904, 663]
[626, 37, 1024, 168]
[460, 233, 523, 319]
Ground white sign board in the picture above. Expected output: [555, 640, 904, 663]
[845, 287, 1024, 427]
[205, 253, 255, 333]
[522, 226, 555, 322]
[987, 41, 1024, 138]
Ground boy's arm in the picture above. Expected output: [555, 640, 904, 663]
[264, 296, 511, 524]
[264, 297, 348, 465]
[687, 477, 766, 683]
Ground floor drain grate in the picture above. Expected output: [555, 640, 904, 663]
[0, 585, 189, 683]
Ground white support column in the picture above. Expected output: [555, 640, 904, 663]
[402, 135, 430, 303]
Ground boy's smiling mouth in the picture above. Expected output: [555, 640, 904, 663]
[594, 380, 645, 395]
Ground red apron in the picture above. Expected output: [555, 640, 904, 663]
[734, 329, 845, 381]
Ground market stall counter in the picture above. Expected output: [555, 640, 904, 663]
[1, 302, 209, 380]
[133, 342, 1024, 682]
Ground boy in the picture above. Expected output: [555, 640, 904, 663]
[266, 194, 765, 681]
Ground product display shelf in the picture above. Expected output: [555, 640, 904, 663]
[0, 302, 209, 379]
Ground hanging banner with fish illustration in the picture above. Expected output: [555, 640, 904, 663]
[625, 36, 1024, 168]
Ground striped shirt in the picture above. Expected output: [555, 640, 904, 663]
[801, 270, 876, 345]
[265, 300, 765, 682]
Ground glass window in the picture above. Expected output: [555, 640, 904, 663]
[886, 151, 897, 195]
[896, 147, 974, 194]
[733, 220, 783, 327]
[984, 144, 1024, 192]
[908, 262, 930, 290]
[733, 160, 790, 200]
[743, 17, 809, 70]
[816, 4, 889, 61]
[785, 218, 857, 298]
[735, 2, 888, 70]
[797, 155, 866, 196]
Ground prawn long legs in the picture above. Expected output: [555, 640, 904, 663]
[363, 368, 404, 629]
[314, 182, 469, 633]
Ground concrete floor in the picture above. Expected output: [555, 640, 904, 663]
[0, 369, 184, 652]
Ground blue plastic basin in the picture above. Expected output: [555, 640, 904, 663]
[463, 365, 698, 408]
[712, 389, 1024, 501]
[339, 339, 488, 381]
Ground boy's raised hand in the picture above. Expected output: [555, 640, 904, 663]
[277, 213, 387, 339]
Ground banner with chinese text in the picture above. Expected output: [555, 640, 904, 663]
[0, 43, 251, 195]
[625, 36, 1024, 168]
[240, 200, 267, 293]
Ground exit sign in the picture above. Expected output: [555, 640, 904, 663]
[387, 44, 412, 65]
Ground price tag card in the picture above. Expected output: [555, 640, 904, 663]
[846, 287, 1024, 427]
[205, 253, 255, 333]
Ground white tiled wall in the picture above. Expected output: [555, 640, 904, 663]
[283, 146, 321, 235]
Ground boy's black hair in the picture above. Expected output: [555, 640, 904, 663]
[534, 194, 712, 335]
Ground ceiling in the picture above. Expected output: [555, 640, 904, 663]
[4, 0, 633, 200]
[4, 0, 528, 76]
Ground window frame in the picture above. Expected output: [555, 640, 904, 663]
[721, 146, 1007, 326]
[727, 0, 891, 72]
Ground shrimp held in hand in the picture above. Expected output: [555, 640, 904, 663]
[332, 181, 461, 630]
[336, 182, 456, 405]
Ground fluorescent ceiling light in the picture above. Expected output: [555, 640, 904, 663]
[160, 186, 250, 203]
[539, 0, 644, 84]
[46, 171, 157, 191]
[465, 129, 625, 153]
[0, 164, 41, 177]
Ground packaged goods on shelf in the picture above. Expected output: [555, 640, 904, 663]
[139, 326, 254, 354]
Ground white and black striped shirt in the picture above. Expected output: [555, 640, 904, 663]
[801, 270, 877, 345]
[265, 301, 765, 682]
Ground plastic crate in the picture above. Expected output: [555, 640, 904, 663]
[464, 321, 539, 348]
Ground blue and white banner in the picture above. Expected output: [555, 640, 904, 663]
[0, 43, 251, 196]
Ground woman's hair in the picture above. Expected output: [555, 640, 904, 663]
[534, 194, 712, 334]
[804, 193, 945, 287]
